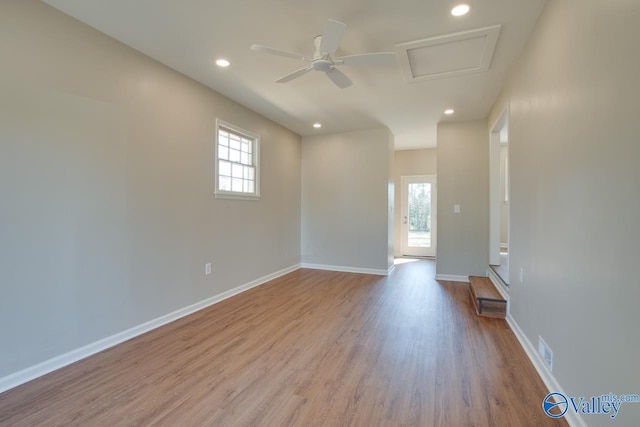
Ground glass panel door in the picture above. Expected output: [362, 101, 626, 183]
[401, 175, 437, 257]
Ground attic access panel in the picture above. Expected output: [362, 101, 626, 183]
[396, 25, 501, 82]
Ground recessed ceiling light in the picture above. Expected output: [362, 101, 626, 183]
[451, 4, 471, 16]
[313, 123, 322, 129]
[215, 58, 230, 68]
[444, 109, 455, 115]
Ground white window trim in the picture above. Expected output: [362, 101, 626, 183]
[214, 118, 261, 200]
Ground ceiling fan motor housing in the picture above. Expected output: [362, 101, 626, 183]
[311, 59, 334, 72]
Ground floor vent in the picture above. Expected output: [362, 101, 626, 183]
[538, 336, 553, 372]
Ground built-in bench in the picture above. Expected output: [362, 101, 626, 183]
[469, 276, 507, 318]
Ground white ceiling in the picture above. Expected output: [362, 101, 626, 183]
[41, 0, 546, 149]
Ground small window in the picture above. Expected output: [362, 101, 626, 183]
[215, 119, 260, 200]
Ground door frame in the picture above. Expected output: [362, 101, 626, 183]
[489, 105, 510, 267]
[400, 174, 437, 257]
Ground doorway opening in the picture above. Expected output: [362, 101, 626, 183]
[489, 108, 509, 285]
[401, 175, 437, 257]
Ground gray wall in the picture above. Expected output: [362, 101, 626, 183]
[393, 148, 437, 255]
[0, 0, 301, 378]
[436, 120, 489, 277]
[301, 129, 393, 273]
[489, 0, 640, 424]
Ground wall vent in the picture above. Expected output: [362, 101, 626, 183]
[538, 336, 553, 372]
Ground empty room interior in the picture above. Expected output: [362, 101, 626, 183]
[1, 1, 639, 426]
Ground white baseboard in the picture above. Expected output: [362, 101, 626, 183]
[0, 263, 301, 395]
[434, 274, 469, 283]
[300, 263, 391, 276]
[506, 314, 587, 427]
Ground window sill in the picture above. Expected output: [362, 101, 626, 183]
[214, 191, 261, 201]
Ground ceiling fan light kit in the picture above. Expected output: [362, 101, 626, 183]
[251, 19, 396, 89]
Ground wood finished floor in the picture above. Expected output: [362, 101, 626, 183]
[0, 260, 567, 426]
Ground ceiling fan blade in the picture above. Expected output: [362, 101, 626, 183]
[275, 66, 313, 83]
[251, 44, 308, 61]
[319, 19, 347, 55]
[335, 52, 397, 66]
[325, 68, 353, 89]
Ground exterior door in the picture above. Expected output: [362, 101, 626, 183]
[401, 175, 437, 257]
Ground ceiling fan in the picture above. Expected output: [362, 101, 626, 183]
[251, 19, 396, 89]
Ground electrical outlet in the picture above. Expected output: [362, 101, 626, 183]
[205, 263, 212, 276]
[454, 204, 461, 214]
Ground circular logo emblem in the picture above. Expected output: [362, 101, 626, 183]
[543, 392, 568, 418]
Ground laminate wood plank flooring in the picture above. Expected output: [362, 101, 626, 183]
[0, 260, 567, 426]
